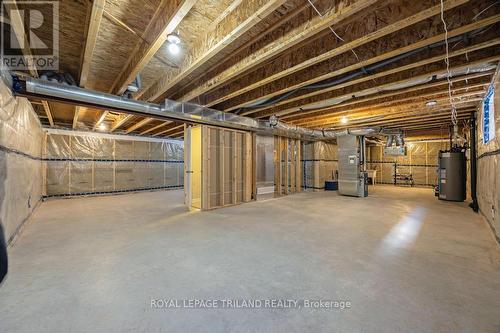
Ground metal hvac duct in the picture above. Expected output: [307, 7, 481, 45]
[11, 75, 400, 141]
[18, 76, 260, 131]
[269, 116, 382, 140]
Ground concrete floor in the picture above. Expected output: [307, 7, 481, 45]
[1, 186, 499, 332]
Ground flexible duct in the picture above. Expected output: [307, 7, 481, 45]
[269, 118, 382, 139]
[237, 28, 492, 113]
[386, 135, 394, 148]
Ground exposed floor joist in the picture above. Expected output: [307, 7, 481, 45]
[138, 0, 289, 102]
[176, 0, 381, 104]
[109, 0, 196, 95]
[240, 14, 500, 118]
[73, 0, 105, 129]
[203, 0, 469, 109]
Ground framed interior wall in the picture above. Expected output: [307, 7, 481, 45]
[185, 125, 254, 210]
[274, 136, 302, 196]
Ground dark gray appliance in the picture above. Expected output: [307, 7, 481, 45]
[438, 149, 466, 202]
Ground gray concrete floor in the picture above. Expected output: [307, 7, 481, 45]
[1, 186, 499, 333]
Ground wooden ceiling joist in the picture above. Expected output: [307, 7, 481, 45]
[139, 122, 172, 135]
[262, 38, 499, 120]
[4, 1, 56, 126]
[251, 53, 500, 120]
[3, 1, 38, 77]
[309, 98, 482, 129]
[292, 83, 489, 126]
[93, 110, 108, 130]
[109, 0, 196, 95]
[41, 101, 54, 127]
[176, 0, 382, 104]
[321, 103, 479, 129]
[326, 108, 476, 131]
[203, 0, 469, 109]
[152, 124, 185, 137]
[138, 0, 289, 102]
[74, 0, 105, 129]
[239, 14, 500, 117]
[79, 0, 104, 87]
[284, 71, 493, 122]
[109, 114, 133, 132]
[125, 118, 154, 134]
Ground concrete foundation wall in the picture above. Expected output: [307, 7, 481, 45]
[0, 79, 44, 244]
[476, 71, 500, 241]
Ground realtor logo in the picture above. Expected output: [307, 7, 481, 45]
[1, 1, 59, 71]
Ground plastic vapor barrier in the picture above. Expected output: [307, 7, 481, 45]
[476, 75, 500, 241]
[44, 130, 184, 197]
[0, 78, 43, 244]
[303, 141, 338, 190]
[367, 141, 449, 186]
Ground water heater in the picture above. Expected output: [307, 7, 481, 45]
[438, 149, 466, 202]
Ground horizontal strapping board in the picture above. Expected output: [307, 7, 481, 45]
[44, 158, 184, 163]
[367, 160, 438, 167]
[43, 185, 184, 199]
[1, 144, 185, 163]
[478, 148, 500, 159]
[0, 144, 42, 160]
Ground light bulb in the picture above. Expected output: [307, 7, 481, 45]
[99, 123, 107, 131]
[340, 116, 348, 124]
[168, 42, 180, 55]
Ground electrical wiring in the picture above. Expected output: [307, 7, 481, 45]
[440, 0, 458, 126]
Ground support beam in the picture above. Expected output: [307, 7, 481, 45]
[110, 0, 196, 95]
[139, 0, 288, 102]
[274, 136, 282, 196]
[177, 0, 380, 103]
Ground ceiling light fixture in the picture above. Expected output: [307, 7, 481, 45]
[98, 123, 107, 131]
[167, 32, 181, 44]
[426, 100, 438, 107]
[340, 116, 349, 124]
[168, 42, 180, 55]
[167, 32, 181, 55]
